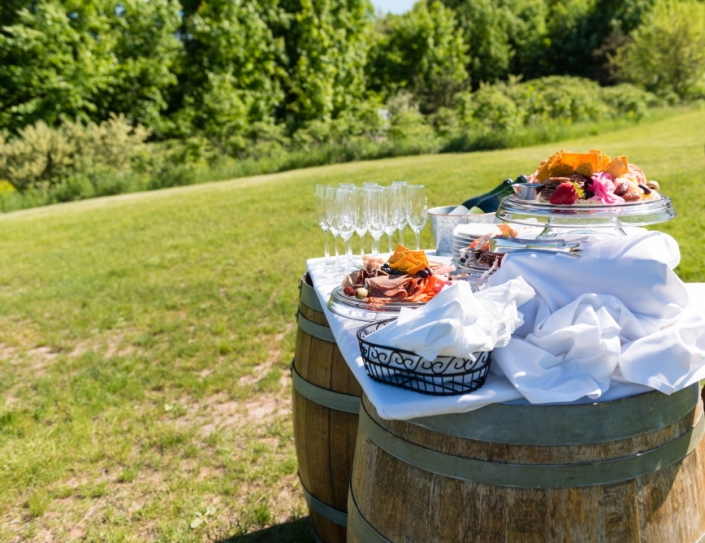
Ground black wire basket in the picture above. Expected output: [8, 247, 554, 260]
[356, 319, 493, 396]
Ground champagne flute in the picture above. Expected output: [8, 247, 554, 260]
[407, 184, 428, 250]
[315, 184, 333, 265]
[365, 186, 385, 256]
[392, 181, 408, 246]
[334, 188, 356, 271]
[353, 187, 367, 258]
[325, 186, 340, 267]
[383, 186, 397, 253]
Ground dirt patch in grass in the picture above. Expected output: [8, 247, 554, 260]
[237, 325, 294, 388]
[166, 383, 293, 438]
[68, 330, 141, 360]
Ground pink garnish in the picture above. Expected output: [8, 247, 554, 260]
[590, 172, 624, 205]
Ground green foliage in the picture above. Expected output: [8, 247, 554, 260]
[611, 0, 705, 100]
[171, 0, 286, 145]
[440, 0, 547, 85]
[441, 0, 659, 84]
[0, 115, 149, 193]
[279, 0, 373, 125]
[442, 75, 659, 139]
[95, 0, 182, 131]
[368, 0, 468, 113]
[0, 0, 116, 132]
[0, 0, 181, 134]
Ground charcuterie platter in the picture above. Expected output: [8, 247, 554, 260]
[327, 247, 457, 321]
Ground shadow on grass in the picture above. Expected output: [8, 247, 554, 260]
[218, 517, 317, 543]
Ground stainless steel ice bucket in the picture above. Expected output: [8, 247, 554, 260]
[428, 206, 497, 256]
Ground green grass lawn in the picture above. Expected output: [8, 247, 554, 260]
[1, 108, 705, 542]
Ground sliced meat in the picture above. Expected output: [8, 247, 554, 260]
[366, 274, 416, 300]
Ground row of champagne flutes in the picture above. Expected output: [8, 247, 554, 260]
[315, 181, 428, 270]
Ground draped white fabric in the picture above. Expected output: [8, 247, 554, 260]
[364, 278, 535, 362]
[488, 230, 705, 403]
[306, 230, 705, 420]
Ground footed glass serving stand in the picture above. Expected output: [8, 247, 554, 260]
[496, 195, 676, 239]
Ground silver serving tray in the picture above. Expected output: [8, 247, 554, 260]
[327, 285, 426, 322]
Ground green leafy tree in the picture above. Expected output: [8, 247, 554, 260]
[278, 0, 373, 125]
[96, 0, 182, 133]
[442, 0, 659, 83]
[611, 0, 705, 100]
[440, 0, 547, 85]
[169, 0, 287, 149]
[0, 0, 181, 134]
[0, 0, 116, 132]
[368, 0, 468, 113]
[0, 114, 148, 193]
[522, 0, 658, 80]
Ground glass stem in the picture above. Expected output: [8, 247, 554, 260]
[399, 227, 405, 246]
[414, 230, 420, 250]
[359, 233, 365, 257]
[372, 237, 379, 256]
[324, 229, 330, 260]
[387, 233, 393, 253]
[345, 238, 352, 270]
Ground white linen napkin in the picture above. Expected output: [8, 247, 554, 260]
[489, 230, 687, 331]
[364, 278, 535, 362]
[487, 230, 705, 401]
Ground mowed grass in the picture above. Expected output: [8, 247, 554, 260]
[1, 108, 705, 542]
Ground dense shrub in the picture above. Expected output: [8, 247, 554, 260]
[611, 0, 705, 100]
[435, 76, 660, 138]
[0, 114, 149, 193]
[0, 75, 672, 211]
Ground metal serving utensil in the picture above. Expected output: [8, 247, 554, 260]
[488, 236, 583, 257]
[511, 183, 544, 201]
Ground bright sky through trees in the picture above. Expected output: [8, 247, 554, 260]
[372, 0, 415, 14]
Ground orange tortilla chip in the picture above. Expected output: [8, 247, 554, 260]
[561, 153, 600, 176]
[407, 262, 428, 275]
[534, 150, 605, 180]
[389, 254, 415, 270]
[387, 244, 429, 274]
[497, 224, 518, 238]
[602, 156, 629, 178]
[388, 244, 412, 265]
[535, 150, 565, 182]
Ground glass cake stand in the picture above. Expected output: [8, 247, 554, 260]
[496, 195, 676, 239]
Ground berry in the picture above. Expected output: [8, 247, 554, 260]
[343, 286, 355, 296]
[549, 181, 584, 205]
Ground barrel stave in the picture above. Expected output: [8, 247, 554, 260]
[365, 397, 701, 465]
[293, 275, 361, 543]
[350, 391, 705, 543]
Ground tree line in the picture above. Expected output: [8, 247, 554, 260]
[0, 0, 704, 205]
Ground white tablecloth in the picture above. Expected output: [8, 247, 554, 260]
[306, 234, 705, 420]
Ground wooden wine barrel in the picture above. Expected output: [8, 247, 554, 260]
[349, 386, 705, 543]
[293, 273, 362, 543]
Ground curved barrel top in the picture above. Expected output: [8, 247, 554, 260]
[407, 383, 700, 445]
[300, 274, 324, 313]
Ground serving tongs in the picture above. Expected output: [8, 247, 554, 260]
[488, 236, 583, 258]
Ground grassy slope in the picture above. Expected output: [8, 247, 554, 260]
[0, 108, 704, 542]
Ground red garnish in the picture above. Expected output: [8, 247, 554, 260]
[549, 181, 584, 205]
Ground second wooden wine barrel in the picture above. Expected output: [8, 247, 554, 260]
[349, 385, 705, 543]
[293, 273, 361, 543]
